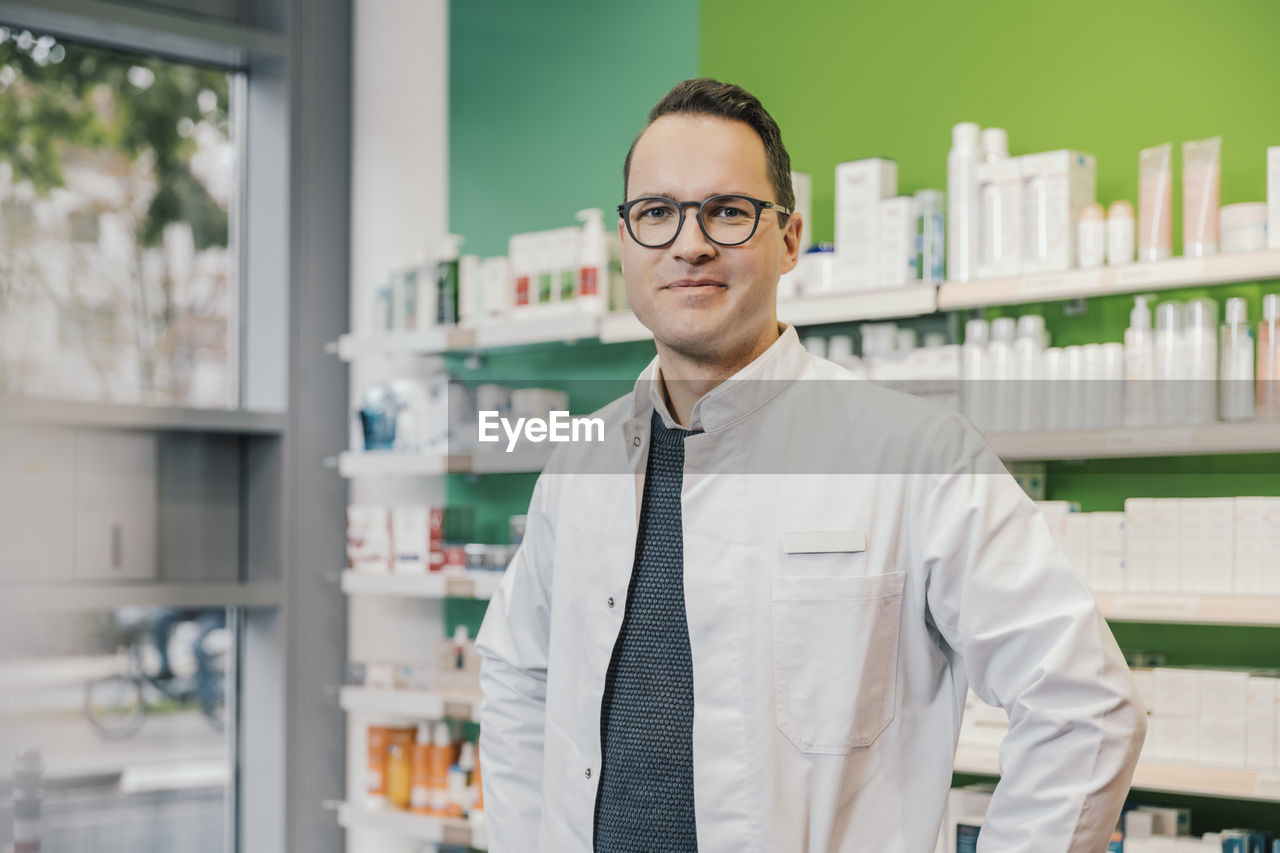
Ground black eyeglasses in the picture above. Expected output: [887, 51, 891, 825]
[617, 194, 793, 248]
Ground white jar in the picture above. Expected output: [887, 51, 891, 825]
[1219, 202, 1268, 254]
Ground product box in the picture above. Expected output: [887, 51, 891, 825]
[1178, 498, 1235, 595]
[1153, 667, 1201, 718]
[508, 232, 535, 309]
[1234, 497, 1280, 595]
[347, 505, 392, 573]
[1245, 674, 1277, 770]
[1130, 667, 1157, 715]
[1064, 514, 1092, 584]
[391, 507, 431, 574]
[1200, 717, 1247, 767]
[1144, 716, 1198, 764]
[877, 195, 919, 285]
[1088, 511, 1126, 590]
[1089, 553, 1125, 593]
[1149, 499, 1182, 594]
[792, 170, 813, 253]
[973, 157, 1023, 279]
[1019, 150, 1097, 273]
[834, 158, 897, 288]
[1124, 498, 1157, 593]
[1268, 146, 1280, 251]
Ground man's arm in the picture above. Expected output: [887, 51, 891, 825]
[475, 474, 556, 850]
[921, 433, 1146, 852]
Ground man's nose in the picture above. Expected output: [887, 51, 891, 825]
[670, 205, 716, 264]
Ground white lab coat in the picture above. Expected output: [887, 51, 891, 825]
[476, 324, 1144, 853]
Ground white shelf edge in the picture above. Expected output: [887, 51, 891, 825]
[986, 420, 1280, 461]
[0, 396, 286, 435]
[473, 310, 600, 350]
[953, 746, 1280, 802]
[938, 249, 1280, 310]
[339, 447, 551, 478]
[338, 686, 482, 723]
[340, 570, 503, 600]
[0, 581, 283, 612]
[336, 327, 475, 360]
[336, 801, 486, 849]
[778, 281, 939, 327]
[1095, 593, 1280, 627]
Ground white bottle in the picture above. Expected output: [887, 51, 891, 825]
[947, 122, 981, 283]
[1013, 314, 1046, 431]
[458, 254, 482, 326]
[1077, 202, 1106, 269]
[1065, 345, 1087, 430]
[977, 128, 1011, 277]
[1124, 295, 1155, 427]
[1082, 343, 1106, 428]
[1154, 300, 1185, 425]
[962, 317, 990, 427]
[574, 208, 609, 315]
[1184, 298, 1218, 424]
[1219, 297, 1255, 422]
[988, 316, 1016, 431]
[1042, 346, 1066, 430]
[1106, 201, 1135, 265]
[1100, 342, 1126, 427]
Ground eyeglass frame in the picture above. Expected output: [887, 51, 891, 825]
[616, 194, 794, 248]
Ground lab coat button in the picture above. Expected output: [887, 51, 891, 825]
[607, 597, 615, 608]
[632, 436, 640, 446]
[585, 767, 592, 779]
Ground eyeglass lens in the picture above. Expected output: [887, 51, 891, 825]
[628, 195, 760, 247]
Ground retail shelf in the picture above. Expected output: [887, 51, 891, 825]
[338, 446, 552, 477]
[339, 686, 482, 723]
[0, 396, 286, 434]
[1094, 593, 1280, 627]
[336, 802, 487, 849]
[1, 581, 283, 612]
[937, 249, 1280, 311]
[777, 282, 940, 327]
[598, 310, 652, 344]
[341, 570, 503, 600]
[985, 420, 1280, 461]
[953, 746, 1280, 802]
[472, 310, 600, 350]
[335, 326, 477, 360]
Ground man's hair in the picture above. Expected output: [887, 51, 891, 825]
[623, 78, 794, 225]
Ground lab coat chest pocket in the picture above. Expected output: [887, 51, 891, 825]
[771, 572, 906, 754]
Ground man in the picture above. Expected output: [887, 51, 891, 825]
[476, 78, 1144, 852]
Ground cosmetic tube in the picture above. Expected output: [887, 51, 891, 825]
[1182, 136, 1222, 258]
[1139, 144, 1173, 262]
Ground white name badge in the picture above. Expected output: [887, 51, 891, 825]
[782, 529, 868, 554]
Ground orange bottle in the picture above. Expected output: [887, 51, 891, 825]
[385, 727, 415, 810]
[473, 739, 484, 812]
[409, 723, 434, 814]
[366, 726, 389, 803]
[428, 721, 453, 815]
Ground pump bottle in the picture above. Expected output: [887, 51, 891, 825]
[1219, 297, 1255, 422]
[1124, 295, 1155, 427]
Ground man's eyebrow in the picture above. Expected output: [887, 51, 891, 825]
[630, 191, 757, 201]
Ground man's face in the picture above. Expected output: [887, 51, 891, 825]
[620, 114, 802, 365]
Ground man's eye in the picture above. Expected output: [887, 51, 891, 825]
[639, 206, 673, 220]
[711, 205, 749, 220]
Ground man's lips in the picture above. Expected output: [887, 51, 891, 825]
[664, 279, 726, 289]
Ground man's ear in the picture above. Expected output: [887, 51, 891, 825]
[779, 213, 803, 275]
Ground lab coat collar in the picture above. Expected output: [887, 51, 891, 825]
[630, 323, 807, 434]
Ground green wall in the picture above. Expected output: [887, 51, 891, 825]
[449, 0, 700, 257]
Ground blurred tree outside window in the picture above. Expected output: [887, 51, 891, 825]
[0, 26, 239, 408]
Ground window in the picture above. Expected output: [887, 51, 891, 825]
[0, 27, 240, 409]
[0, 607, 235, 853]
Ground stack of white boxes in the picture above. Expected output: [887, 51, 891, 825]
[834, 158, 911, 288]
[1034, 498, 1280, 596]
[1136, 667, 1279, 770]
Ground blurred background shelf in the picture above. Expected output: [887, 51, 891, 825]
[335, 802, 487, 850]
[338, 686, 482, 723]
[938, 250, 1280, 311]
[985, 421, 1280, 461]
[340, 570, 502, 600]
